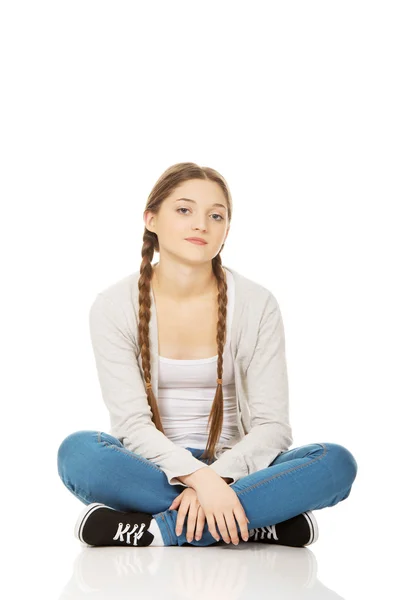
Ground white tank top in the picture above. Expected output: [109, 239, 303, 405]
[157, 268, 239, 450]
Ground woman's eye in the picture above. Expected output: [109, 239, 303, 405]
[177, 208, 223, 221]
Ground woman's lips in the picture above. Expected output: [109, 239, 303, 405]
[185, 239, 207, 245]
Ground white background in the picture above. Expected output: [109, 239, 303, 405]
[2, 1, 398, 598]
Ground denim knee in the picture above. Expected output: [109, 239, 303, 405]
[57, 430, 98, 482]
[324, 442, 358, 489]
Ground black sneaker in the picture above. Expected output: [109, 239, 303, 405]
[74, 503, 155, 547]
[248, 511, 318, 547]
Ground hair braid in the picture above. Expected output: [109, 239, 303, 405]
[137, 162, 232, 463]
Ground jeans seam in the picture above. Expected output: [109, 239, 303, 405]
[96, 434, 328, 501]
[63, 479, 91, 505]
[159, 513, 174, 545]
[235, 442, 329, 497]
[97, 431, 163, 476]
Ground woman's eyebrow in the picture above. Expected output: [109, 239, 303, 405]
[175, 197, 227, 210]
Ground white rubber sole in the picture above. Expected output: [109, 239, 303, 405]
[74, 502, 114, 546]
[303, 510, 319, 545]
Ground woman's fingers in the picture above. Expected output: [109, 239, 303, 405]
[175, 496, 250, 545]
[206, 513, 220, 542]
[195, 507, 206, 541]
[186, 503, 200, 543]
[215, 513, 231, 544]
[236, 507, 250, 541]
[224, 511, 240, 545]
[169, 493, 181, 510]
[175, 503, 188, 537]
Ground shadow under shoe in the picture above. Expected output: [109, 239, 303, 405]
[248, 511, 318, 547]
[74, 503, 155, 547]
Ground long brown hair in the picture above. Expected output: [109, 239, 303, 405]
[138, 162, 233, 463]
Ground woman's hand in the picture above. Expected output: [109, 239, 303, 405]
[194, 474, 250, 544]
[169, 478, 250, 544]
[169, 488, 211, 543]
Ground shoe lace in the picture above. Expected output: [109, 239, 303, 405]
[113, 521, 146, 546]
[249, 525, 279, 541]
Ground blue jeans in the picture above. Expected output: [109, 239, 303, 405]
[57, 430, 358, 547]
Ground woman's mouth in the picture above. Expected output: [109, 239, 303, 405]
[185, 239, 207, 245]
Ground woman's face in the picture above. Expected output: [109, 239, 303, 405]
[144, 178, 230, 264]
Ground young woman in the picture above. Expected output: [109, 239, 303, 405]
[57, 162, 358, 548]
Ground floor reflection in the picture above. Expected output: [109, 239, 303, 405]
[58, 542, 346, 599]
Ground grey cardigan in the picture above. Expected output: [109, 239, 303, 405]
[89, 265, 293, 487]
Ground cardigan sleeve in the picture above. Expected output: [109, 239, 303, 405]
[89, 292, 209, 487]
[209, 291, 293, 484]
